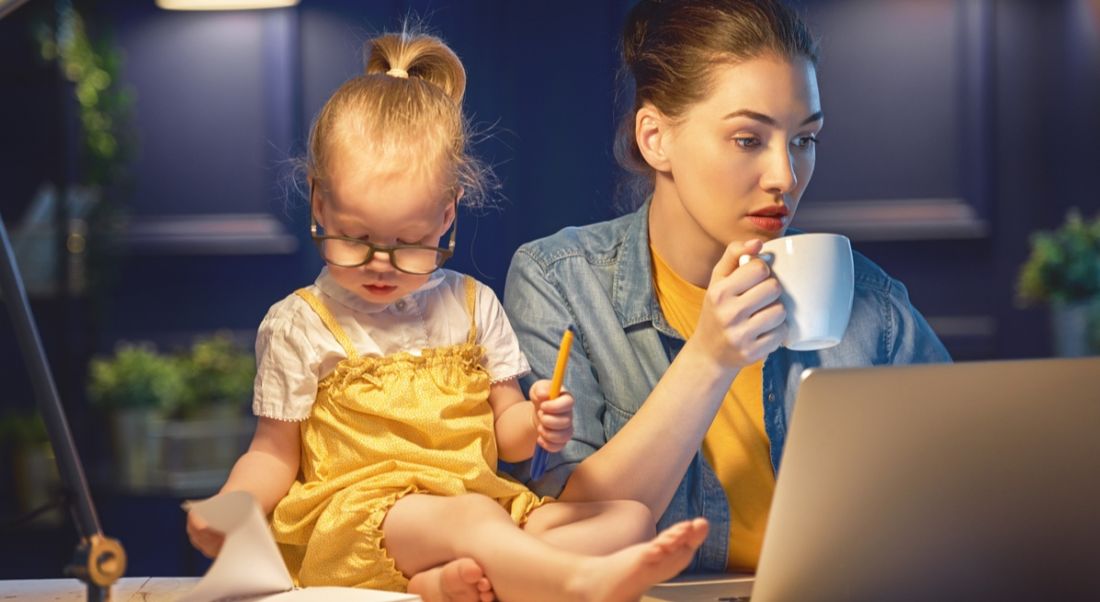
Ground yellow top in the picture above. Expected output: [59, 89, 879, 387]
[651, 245, 775, 571]
[270, 277, 547, 591]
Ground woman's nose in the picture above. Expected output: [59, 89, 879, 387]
[761, 147, 797, 195]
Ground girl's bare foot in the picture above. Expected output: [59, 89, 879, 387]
[408, 557, 494, 602]
[570, 518, 710, 602]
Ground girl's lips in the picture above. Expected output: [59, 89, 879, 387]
[363, 283, 397, 293]
[746, 215, 786, 232]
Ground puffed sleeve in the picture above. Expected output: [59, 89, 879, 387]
[474, 279, 531, 383]
[502, 247, 605, 496]
[252, 299, 321, 421]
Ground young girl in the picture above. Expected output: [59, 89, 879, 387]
[186, 31, 707, 602]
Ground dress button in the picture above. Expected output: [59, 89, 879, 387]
[767, 393, 776, 402]
[395, 300, 407, 311]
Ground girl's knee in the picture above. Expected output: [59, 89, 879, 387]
[450, 493, 510, 521]
[609, 499, 656, 541]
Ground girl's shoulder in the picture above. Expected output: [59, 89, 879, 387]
[259, 284, 323, 330]
[431, 269, 498, 300]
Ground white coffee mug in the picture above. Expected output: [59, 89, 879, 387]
[739, 233, 854, 351]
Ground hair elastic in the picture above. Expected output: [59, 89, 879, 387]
[386, 67, 409, 79]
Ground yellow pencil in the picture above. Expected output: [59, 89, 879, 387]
[548, 328, 574, 398]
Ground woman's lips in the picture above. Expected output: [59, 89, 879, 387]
[746, 215, 786, 232]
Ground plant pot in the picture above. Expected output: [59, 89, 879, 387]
[1050, 301, 1095, 357]
[108, 407, 166, 491]
[157, 404, 254, 495]
[12, 443, 62, 525]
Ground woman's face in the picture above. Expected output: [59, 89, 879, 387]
[656, 54, 822, 250]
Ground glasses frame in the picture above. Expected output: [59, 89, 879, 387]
[308, 180, 457, 275]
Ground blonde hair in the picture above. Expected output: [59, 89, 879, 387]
[305, 30, 493, 207]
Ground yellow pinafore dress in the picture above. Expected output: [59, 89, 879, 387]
[271, 277, 548, 591]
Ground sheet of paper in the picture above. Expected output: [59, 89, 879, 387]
[180, 491, 418, 602]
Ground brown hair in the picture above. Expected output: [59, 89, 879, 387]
[615, 0, 818, 206]
[305, 30, 493, 207]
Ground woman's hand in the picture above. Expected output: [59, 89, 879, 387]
[187, 509, 225, 558]
[527, 380, 575, 453]
[691, 239, 787, 369]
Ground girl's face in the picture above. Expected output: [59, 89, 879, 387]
[655, 54, 822, 252]
[313, 158, 455, 305]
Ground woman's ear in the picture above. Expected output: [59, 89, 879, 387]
[635, 103, 672, 173]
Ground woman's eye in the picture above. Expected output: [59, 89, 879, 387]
[732, 136, 761, 149]
[793, 135, 819, 149]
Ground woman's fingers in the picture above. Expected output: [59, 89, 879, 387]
[710, 239, 762, 285]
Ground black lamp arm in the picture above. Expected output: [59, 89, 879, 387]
[0, 214, 126, 595]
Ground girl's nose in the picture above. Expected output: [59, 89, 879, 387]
[364, 249, 395, 272]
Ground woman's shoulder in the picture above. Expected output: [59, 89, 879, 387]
[513, 211, 639, 268]
[851, 249, 908, 301]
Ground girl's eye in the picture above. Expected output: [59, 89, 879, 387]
[793, 135, 819, 149]
[732, 136, 761, 149]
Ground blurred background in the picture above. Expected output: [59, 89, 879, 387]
[1, 0, 1098, 580]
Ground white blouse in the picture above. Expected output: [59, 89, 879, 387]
[252, 268, 531, 421]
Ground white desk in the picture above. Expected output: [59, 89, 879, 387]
[0, 575, 753, 602]
[0, 578, 199, 601]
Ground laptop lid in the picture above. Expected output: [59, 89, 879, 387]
[752, 357, 1100, 601]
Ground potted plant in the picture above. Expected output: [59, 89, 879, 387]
[0, 411, 61, 524]
[160, 332, 255, 493]
[175, 332, 254, 420]
[87, 342, 185, 489]
[1016, 208, 1100, 356]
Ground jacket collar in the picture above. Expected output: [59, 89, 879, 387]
[611, 199, 678, 335]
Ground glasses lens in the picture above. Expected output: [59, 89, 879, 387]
[320, 238, 370, 267]
[392, 247, 446, 274]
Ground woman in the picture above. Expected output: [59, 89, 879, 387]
[503, 0, 951, 574]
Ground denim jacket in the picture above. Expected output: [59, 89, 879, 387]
[502, 201, 952, 572]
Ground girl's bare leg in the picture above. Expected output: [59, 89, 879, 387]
[523, 500, 656, 554]
[382, 493, 708, 602]
[407, 558, 494, 602]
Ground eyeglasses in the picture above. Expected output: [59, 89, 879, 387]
[309, 181, 457, 275]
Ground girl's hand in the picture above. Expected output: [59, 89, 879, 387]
[527, 380, 575, 453]
[692, 239, 788, 369]
[187, 510, 225, 559]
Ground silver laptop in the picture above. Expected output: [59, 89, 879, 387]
[645, 357, 1100, 601]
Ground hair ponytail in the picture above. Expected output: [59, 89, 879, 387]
[304, 29, 494, 209]
[366, 33, 466, 105]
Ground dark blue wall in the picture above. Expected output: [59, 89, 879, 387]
[2, 0, 1099, 579]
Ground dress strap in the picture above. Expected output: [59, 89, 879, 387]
[295, 288, 359, 360]
[464, 276, 478, 345]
